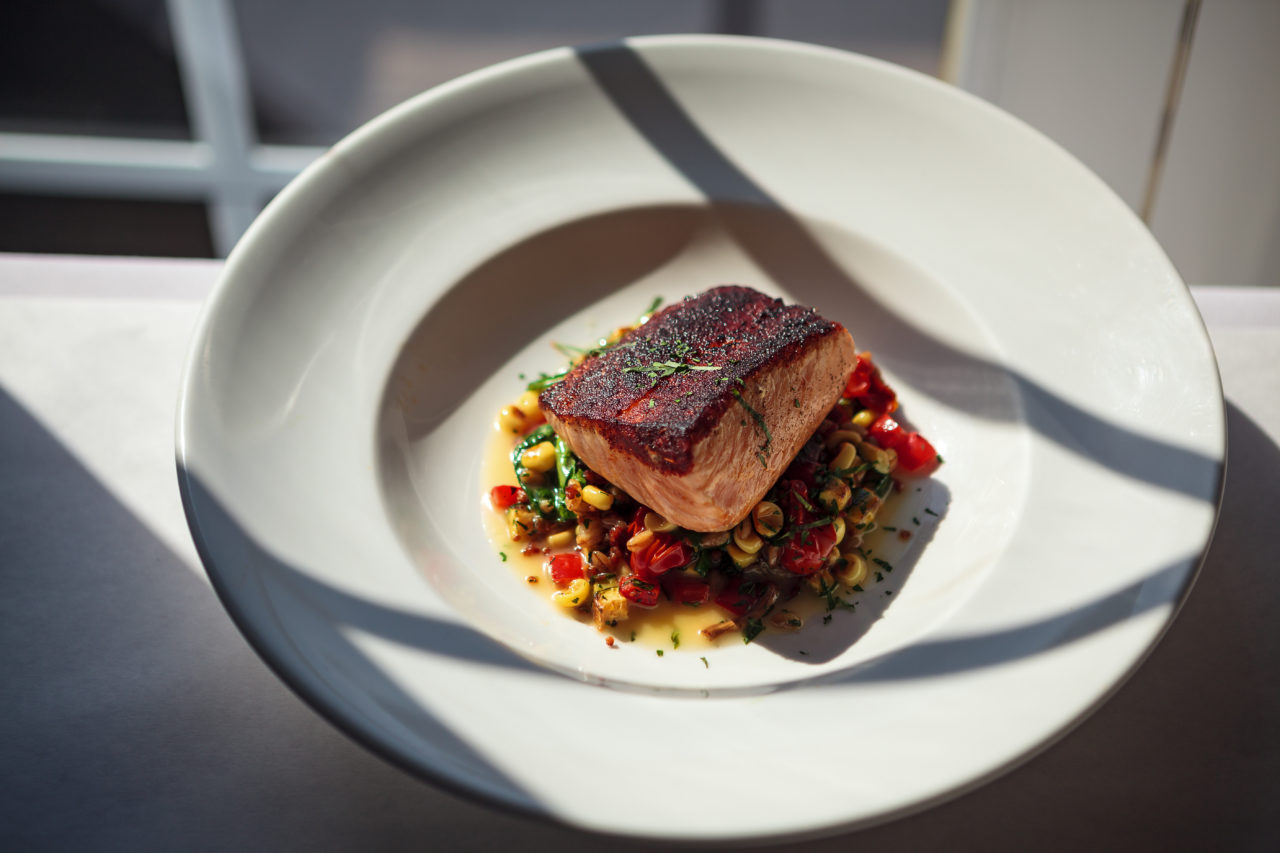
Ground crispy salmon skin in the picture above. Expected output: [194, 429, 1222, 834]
[539, 286, 856, 531]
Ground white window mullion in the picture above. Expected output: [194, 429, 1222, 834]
[167, 0, 261, 256]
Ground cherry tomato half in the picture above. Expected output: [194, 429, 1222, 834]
[619, 576, 660, 608]
[489, 484, 524, 509]
[779, 523, 838, 575]
[548, 553, 585, 584]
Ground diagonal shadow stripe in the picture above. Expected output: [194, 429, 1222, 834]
[574, 43, 1223, 503]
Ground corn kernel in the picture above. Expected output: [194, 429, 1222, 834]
[545, 529, 574, 549]
[852, 408, 875, 428]
[732, 519, 763, 554]
[833, 553, 868, 587]
[818, 479, 852, 512]
[858, 442, 897, 474]
[644, 511, 677, 533]
[520, 441, 556, 472]
[581, 485, 614, 511]
[831, 441, 858, 474]
[751, 501, 784, 538]
[552, 578, 591, 608]
[514, 390, 542, 419]
[824, 429, 862, 450]
[725, 543, 757, 568]
[497, 406, 526, 434]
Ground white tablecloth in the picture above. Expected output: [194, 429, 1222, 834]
[1, 254, 1276, 851]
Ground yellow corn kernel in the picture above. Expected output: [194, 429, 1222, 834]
[520, 441, 556, 472]
[725, 543, 757, 568]
[852, 408, 876, 428]
[751, 501, 784, 538]
[581, 485, 614, 511]
[832, 516, 846, 546]
[732, 519, 763, 554]
[833, 553, 868, 587]
[514, 390, 542, 418]
[817, 479, 852, 512]
[644, 511, 677, 533]
[824, 429, 862, 450]
[626, 529, 654, 552]
[552, 578, 591, 608]
[497, 406, 526, 434]
[831, 441, 858, 474]
[858, 442, 897, 474]
[545, 529, 575, 549]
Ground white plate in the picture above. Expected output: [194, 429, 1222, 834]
[177, 36, 1224, 842]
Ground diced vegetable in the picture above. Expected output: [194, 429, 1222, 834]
[619, 576, 660, 607]
[548, 553, 585, 584]
[489, 485, 524, 510]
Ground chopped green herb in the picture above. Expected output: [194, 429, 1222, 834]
[498, 552, 508, 562]
[822, 614, 833, 625]
[671, 629, 680, 650]
[875, 571, 884, 583]
[936, 454, 945, 464]
[924, 507, 939, 517]
[873, 557, 894, 573]
[912, 516, 921, 525]
[700, 656, 709, 669]
[624, 360, 721, 381]
[882, 525, 897, 532]
[798, 650, 809, 656]
[648, 398, 656, 409]
[884, 590, 894, 596]
[643, 296, 663, 316]
[526, 368, 569, 392]
[743, 618, 765, 644]
[630, 631, 637, 642]
[793, 398, 800, 408]
[731, 390, 773, 458]
[656, 649, 664, 657]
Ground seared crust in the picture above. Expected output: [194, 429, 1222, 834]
[540, 286, 846, 474]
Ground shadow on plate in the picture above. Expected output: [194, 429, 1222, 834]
[574, 42, 1222, 504]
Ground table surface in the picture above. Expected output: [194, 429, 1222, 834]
[1, 254, 1277, 852]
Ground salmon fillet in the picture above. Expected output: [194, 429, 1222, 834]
[539, 286, 856, 532]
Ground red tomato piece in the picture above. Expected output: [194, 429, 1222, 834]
[548, 553, 585, 584]
[619, 575, 660, 607]
[868, 414, 908, 451]
[779, 523, 839, 575]
[897, 432, 940, 474]
[843, 354, 872, 398]
[627, 509, 694, 580]
[489, 484, 524, 509]
[663, 574, 710, 606]
[845, 353, 898, 415]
